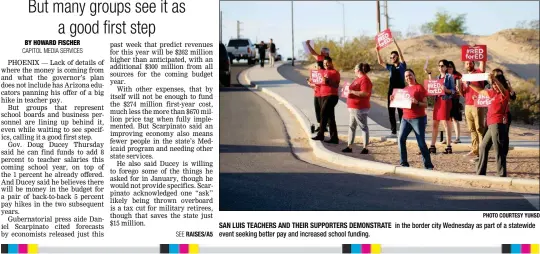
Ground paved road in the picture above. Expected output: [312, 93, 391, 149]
[219, 63, 539, 211]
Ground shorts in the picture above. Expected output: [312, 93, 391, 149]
[433, 96, 452, 121]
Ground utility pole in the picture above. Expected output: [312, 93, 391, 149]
[384, 1, 389, 30]
[237, 20, 242, 38]
[220, 11, 223, 42]
[376, 0, 381, 33]
[291, 0, 295, 66]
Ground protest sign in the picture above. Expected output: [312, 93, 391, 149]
[375, 29, 393, 50]
[424, 79, 445, 96]
[340, 81, 350, 98]
[310, 69, 325, 85]
[461, 45, 487, 62]
[302, 40, 315, 55]
[389, 88, 412, 109]
[462, 73, 489, 82]
[474, 94, 492, 107]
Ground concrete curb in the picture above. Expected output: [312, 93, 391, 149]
[240, 67, 539, 194]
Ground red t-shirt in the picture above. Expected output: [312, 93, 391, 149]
[486, 89, 510, 125]
[314, 85, 321, 97]
[316, 55, 324, 62]
[463, 69, 485, 105]
[402, 84, 427, 119]
[347, 76, 372, 109]
[319, 69, 340, 96]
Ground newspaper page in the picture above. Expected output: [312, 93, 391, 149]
[1, 0, 539, 253]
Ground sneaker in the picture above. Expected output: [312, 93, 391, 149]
[470, 157, 479, 163]
[324, 138, 339, 144]
[342, 147, 352, 153]
[311, 136, 324, 141]
[388, 133, 397, 138]
[360, 148, 369, 154]
[452, 139, 461, 144]
[442, 140, 447, 145]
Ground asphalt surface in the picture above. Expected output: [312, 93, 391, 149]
[219, 62, 539, 211]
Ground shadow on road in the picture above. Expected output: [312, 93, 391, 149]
[220, 144, 308, 153]
[220, 172, 537, 211]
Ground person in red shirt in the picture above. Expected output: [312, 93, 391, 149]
[425, 59, 455, 154]
[468, 73, 509, 177]
[459, 59, 487, 162]
[342, 63, 372, 154]
[490, 68, 516, 157]
[312, 57, 340, 144]
[307, 62, 327, 133]
[306, 39, 330, 69]
[391, 69, 434, 169]
[306, 40, 329, 133]
[447, 61, 463, 144]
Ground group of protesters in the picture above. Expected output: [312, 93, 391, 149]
[305, 39, 516, 177]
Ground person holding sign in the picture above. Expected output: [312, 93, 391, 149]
[467, 73, 510, 177]
[425, 59, 455, 154]
[447, 61, 463, 144]
[490, 68, 516, 157]
[342, 63, 372, 154]
[306, 40, 330, 69]
[459, 59, 487, 162]
[376, 38, 406, 137]
[307, 63, 326, 133]
[312, 57, 341, 144]
[391, 69, 434, 169]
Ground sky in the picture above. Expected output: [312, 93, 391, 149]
[220, 1, 539, 59]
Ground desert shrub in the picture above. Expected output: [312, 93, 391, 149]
[510, 79, 540, 124]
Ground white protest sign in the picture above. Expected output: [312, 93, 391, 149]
[302, 40, 314, 55]
[389, 88, 412, 109]
[340, 81, 350, 98]
[462, 73, 489, 82]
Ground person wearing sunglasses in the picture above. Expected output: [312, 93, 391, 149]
[425, 59, 456, 154]
[459, 59, 487, 162]
[375, 38, 406, 137]
[446, 61, 463, 144]
[490, 68, 516, 157]
[467, 73, 510, 177]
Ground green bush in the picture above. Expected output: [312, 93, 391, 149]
[510, 79, 540, 124]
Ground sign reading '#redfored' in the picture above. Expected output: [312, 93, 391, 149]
[424, 79, 445, 96]
[310, 70, 325, 86]
[474, 94, 492, 107]
[375, 29, 393, 50]
[340, 81, 350, 98]
[461, 45, 487, 62]
[389, 88, 412, 109]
